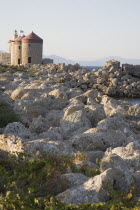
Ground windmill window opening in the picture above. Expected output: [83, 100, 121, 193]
[28, 57, 31, 64]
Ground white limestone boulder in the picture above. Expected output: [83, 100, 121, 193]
[57, 168, 131, 205]
[60, 110, 92, 139]
[84, 103, 106, 126]
[128, 104, 140, 118]
[97, 116, 135, 138]
[46, 110, 64, 127]
[108, 141, 140, 172]
[4, 122, 32, 139]
[70, 128, 128, 152]
[29, 116, 51, 134]
[14, 100, 46, 121]
[39, 127, 63, 141]
[59, 173, 89, 188]
[11, 87, 26, 100]
[101, 95, 128, 117]
[25, 139, 75, 156]
[63, 104, 84, 118]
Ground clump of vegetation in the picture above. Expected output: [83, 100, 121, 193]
[59, 78, 65, 83]
[0, 64, 27, 74]
[74, 151, 88, 161]
[0, 153, 75, 209]
[27, 69, 38, 77]
[0, 153, 139, 209]
[73, 151, 101, 177]
[40, 193, 140, 210]
[0, 102, 20, 128]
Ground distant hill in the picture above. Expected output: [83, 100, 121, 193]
[44, 55, 140, 66]
[79, 56, 140, 66]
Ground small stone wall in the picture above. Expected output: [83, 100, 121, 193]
[0, 53, 11, 65]
[42, 58, 53, 64]
[122, 64, 140, 77]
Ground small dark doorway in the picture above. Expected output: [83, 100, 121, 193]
[28, 57, 31, 64]
[18, 59, 20, 64]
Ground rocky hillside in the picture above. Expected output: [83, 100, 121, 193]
[0, 61, 140, 208]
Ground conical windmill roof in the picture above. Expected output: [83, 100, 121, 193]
[22, 32, 43, 43]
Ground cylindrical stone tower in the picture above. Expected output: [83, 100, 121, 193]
[14, 36, 25, 65]
[10, 41, 15, 65]
[22, 32, 43, 65]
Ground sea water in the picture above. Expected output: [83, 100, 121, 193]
[125, 98, 140, 105]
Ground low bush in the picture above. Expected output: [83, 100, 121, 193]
[73, 152, 101, 177]
[0, 102, 20, 127]
[0, 64, 27, 74]
[0, 153, 75, 209]
[0, 153, 139, 209]
[59, 78, 65, 83]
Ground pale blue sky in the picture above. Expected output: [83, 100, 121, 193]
[0, 0, 140, 60]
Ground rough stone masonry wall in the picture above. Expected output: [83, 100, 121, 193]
[11, 42, 15, 65]
[0, 53, 11, 65]
[42, 58, 53, 64]
[122, 64, 140, 77]
[22, 42, 42, 65]
[14, 42, 22, 65]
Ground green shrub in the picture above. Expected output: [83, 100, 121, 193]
[0, 65, 27, 74]
[0, 102, 20, 127]
[0, 153, 139, 209]
[59, 78, 65, 83]
[72, 152, 101, 177]
[0, 153, 75, 209]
